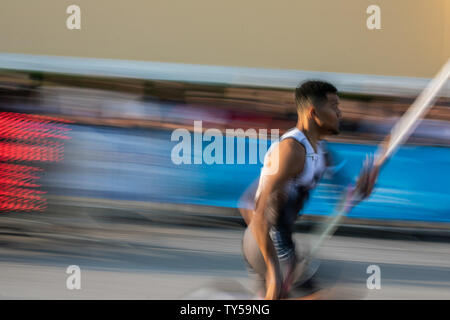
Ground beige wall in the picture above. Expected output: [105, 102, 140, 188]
[1, 0, 449, 78]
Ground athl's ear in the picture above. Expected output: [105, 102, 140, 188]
[308, 106, 316, 119]
[310, 107, 321, 122]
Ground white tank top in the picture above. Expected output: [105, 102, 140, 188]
[255, 128, 327, 202]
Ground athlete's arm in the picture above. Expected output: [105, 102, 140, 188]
[249, 139, 306, 300]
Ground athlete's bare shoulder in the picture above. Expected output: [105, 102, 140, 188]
[280, 137, 307, 157]
[269, 138, 306, 179]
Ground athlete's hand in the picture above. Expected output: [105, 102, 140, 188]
[355, 154, 379, 199]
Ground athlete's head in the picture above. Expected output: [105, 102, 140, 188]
[295, 80, 341, 135]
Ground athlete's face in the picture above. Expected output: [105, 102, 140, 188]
[313, 93, 341, 135]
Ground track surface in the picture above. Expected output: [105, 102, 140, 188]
[0, 213, 449, 300]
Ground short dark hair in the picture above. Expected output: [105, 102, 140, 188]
[295, 80, 337, 114]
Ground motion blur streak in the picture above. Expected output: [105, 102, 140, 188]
[0, 65, 448, 300]
[0, 112, 73, 212]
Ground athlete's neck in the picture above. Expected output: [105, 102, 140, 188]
[295, 121, 321, 151]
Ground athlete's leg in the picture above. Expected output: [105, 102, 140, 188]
[242, 223, 299, 297]
[242, 226, 266, 295]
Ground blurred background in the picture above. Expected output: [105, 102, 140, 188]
[0, 0, 449, 299]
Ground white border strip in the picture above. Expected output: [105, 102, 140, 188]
[0, 53, 449, 98]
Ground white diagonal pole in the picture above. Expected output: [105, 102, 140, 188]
[309, 58, 450, 257]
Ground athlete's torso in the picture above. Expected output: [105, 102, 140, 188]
[254, 128, 328, 228]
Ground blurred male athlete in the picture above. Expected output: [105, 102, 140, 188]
[239, 80, 379, 300]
